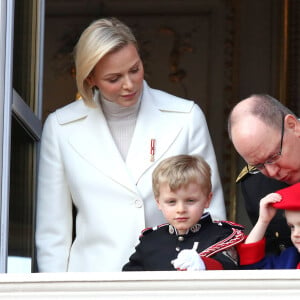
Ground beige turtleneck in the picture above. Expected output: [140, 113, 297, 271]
[100, 97, 141, 160]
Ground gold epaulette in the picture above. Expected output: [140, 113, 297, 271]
[236, 165, 249, 183]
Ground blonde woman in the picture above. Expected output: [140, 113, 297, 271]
[36, 18, 225, 272]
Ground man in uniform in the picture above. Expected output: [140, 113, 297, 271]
[228, 94, 300, 254]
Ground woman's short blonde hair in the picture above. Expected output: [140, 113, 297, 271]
[152, 155, 212, 198]
[74, 17, 138, 106]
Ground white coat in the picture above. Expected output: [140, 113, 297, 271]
[36, 81, 225, 272]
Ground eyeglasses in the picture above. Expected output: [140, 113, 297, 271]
[246, 114, 285, 174]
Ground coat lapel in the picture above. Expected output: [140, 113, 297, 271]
[126, 84, 187, 184]
[66, 81, 191, 191]
[68, 105, 138, 194]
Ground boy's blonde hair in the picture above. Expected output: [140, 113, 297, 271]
[152, 155, 212, 198]
[74, 17, 138, 106]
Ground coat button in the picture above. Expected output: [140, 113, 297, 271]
[135, 199, 143, 208]
[178, 236, 184, 242]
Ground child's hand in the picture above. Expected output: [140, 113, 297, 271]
[258, 193, 281, 223]
[244, 192, 282, 244]
[171, 249, 206, 271]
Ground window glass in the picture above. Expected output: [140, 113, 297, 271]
[7, 117, 35, 272]
[7, 0, 42, 273]
[13, 0, 37, 110]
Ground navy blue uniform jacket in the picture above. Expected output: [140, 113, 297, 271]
[123, 213, 245, 271]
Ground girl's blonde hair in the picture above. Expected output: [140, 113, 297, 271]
[74, 17, 138, 106]
[152, 155, 212, 198]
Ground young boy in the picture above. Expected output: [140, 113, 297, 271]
[238, 182, 300, 269]
[122, 155, 245, 271]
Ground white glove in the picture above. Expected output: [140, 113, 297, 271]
[171, 249, 206, 271]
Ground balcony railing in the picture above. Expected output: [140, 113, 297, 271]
[0, 270, 299, 299]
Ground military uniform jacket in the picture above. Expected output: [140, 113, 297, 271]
[123, 213, 245, 271]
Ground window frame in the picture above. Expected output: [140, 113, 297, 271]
[0, 0, 45, 273]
